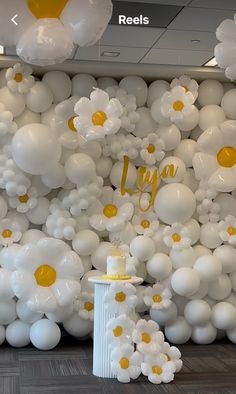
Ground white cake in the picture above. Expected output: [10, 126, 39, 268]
[104, 248, 131, 280]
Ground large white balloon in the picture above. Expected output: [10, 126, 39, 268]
[198, 80, 224, 106]
[212, 302, 236, 330]
[221, 89, 236, 119]
[171, 268, 200, 297]
[42, 71, 72, 103]
[119, 76, 148, 107]
[26, 82, 53, 113]
[165, 316, 192, 344]
[65, 153, 96, 185]
[194, 255, 222, 283]
[6, 320, 31, 348]
[30, 319, 61, 350]
[184, 300, 211, 326]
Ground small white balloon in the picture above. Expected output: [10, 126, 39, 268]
[171, 267, 200, 296]
[6, 320, 31, 348]
[41, 164, 66, 189]
[191, 323, 217, 344]
[71, 74, 97, 97]
[157, 124, 181, 151]
[30, 319, 61, 350]
[146, 253, 172, 280]
[42, 71, 71, 103]
[26, 82, 53, 113]
[213, 245, 236, 274]
[174, 139, 198, 167]
[159, 156, 186, 183]
[120, 76, 147, 107]
[221, 88, 236, 119]
[0, 299, 17, 325]
[208, 274, 232, 300]
[97, 77, 118, 90]
[16, 299, 43, 323]
[165, 316, 192, 344]
[15, 108, 41, 128]
[130, 236, 155, 262]
[72, 230, 100, 256]
[96, 156, 113, 178]
[199, 105, 225, 130]
[147, 80, 170, 108]
[194, 255, 222, 283]
[110, 160, 137, 189]
[65, 153, 96, 186]
[63, 313, 93, 338]
[150, 302, 178, 326]
[198, 80, 224, 106]
[26, 197, 50, 225]
[184, 300, 211, 326]
[200, 222, 223, 249]
[212, 302, 236, 330]
[151, 98, 171, 126]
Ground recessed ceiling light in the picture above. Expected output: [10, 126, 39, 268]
[101, 51, 120, 57]
[0, 45, 4, 55]
[204, 57, 218, 67]
[191, 39, 201, 44]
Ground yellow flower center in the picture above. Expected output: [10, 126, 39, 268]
[28, 0, 68, 19]
[18, 194, 29, 204]
[142, 332, 151, 344]
[2, 229, 12, 238]
[84, 301, 93, 312]
[152, 365, 163, 375]
[147, 144, 155, 154]
[113, 325, 123, 337]
[115, 291, 126, 303]
[67, 116, 77, 132]
[14, 73, 23, 83]
[227, 226, 236, 236]
[173, 100, 184, 112]
[92, 111, 107, 126]
[34, 264, 57, 287]
[152, 294, 162, 303]
[141, 219, 150, 229]
[217, 147, 236, 168]
[103, 204, 118, 218]
[172, 233, 181, 242]
[119, 357, 129, 369]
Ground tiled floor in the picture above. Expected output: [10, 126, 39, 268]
[0, 335, 236, 394]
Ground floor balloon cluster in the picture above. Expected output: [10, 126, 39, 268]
[0, 64, 236, 359]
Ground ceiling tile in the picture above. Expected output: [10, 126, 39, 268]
[115, 0, 191, 4]
[141, 48, 213, 66]
[98, 25, 164, 48]
[189, 0, 236, 10]
[168, 7, 236, 32]
[154, 29, 217, 50]
[74, 46, 148, 63]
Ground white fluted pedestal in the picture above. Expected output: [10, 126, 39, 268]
[88, 276, 143, 378]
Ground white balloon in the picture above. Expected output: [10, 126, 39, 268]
[221, 89, 236, 119]
[165, 316, 192, 344]
[0, 299, 17, 325]
[109, 222, 136, 245]
[7, 211, 29, 233]
[227, 326, 236, 343]
[172, 295, 188, 315]
[146, 253, 172, 280]
[150, 302, 178, 326]
[171, 267, 200, 296]
[184, 219, 200, 245]
[15, 108, 41, 128]
[214, 193, 236, 219]
[63, 313, 93, 338]
[119, 76, 148, 107]
[0, 195, 8, 219]
[72, 230, 100, 256]
[26, 197, 50, 225]
[198, 80, 224, 106]
[213, 245, 236, 274]
[6, 320, 31, 348]
[170, 247, 197, 269]
[174, 139, 198, 167]
[97, 77, 118, 90]
[96, 156, 113, 178]
[199, 105, 225, 130]
[130, 236, 155, 262]
[46, 304, 74, 323]
[191, 323, 217, 344]
[0, 87, 25, 117]
[12, 123, 61, 175]
[0, 244, 21, 271]
[0, 326, 5, 345]
[212, 302, 236, 330]
[175, 106, 199, 132]
[71, 74, 97, 97]
[41, 164, 66, 189]
[16, 299, 43, 323]
[65, 153, 96, 186]
[30, 319, 61, 350]
[184, 300, 211, 326]
[159, 156, 186, 183]
[208, 274, 232, 300]
[0, 268, 15, 300]
[42, 71, 71, 103]
[157, 124, 181, 151]
[154, 183, 196, 224]
[110, 160, 137, 189]
[230, 271, 236, 292]
[200, 222, 223, 249]
[151, 98, 171, 126]
[81, 270, 105, 293]
[91, 242, 113, 271]
[147, 80, 170, 108]
[188, 282, 209, 300]
[193, 245, 212, 258]
[41, 104, 57, 126]
[133, 107, 157, 138]
[194, 255, 222, 283]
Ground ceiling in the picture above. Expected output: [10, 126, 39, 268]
[3, 0, 236, 67]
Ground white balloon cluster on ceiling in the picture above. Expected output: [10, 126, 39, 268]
[0, 0, 113, 65]
[0, 63, 236, 356]
[215, 13, 236, 80]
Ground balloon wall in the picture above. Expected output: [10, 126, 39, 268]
[0, 63, 235, 351]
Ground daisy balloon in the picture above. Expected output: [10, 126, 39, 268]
[89, 186, 134, 233]
[140, 133, 165, 165]
[106, 314, 135, 345]
[8, 187, 38, 213]
[75, 292, 94, 321]
[170, 75, 199, 101]
[6, 63, 35, 94]
[193, 122, 236, 192]
[104, 282, 137, 315]
[0, 104, 17, 138]
[0, 218, 22, 247]
[132, 209, 159, 237]
[111, 343, 142, 383]
[144, 283, 172, 310]
[45, 208, 76, 241]
[102, 133, 141, 161]
[163, 222, 191, 250]
[141, 353, 176, 384]
[218, 215, 236, 245]
[11, 238, 84, 313]
[132, 319, 164, 355]
[161, 86, 195, 122]
[74, 89, 123, 141]
[161, 342, 183, 373]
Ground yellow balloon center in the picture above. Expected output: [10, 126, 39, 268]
[119, 357, 129, 369]
[227, 226, 236, 236]
[172, 233, 181, 242]
[142, 332, 151, 344]
[141, 219, 150, 229]
[92, 111, 107, 126]
[217, 147, 236, 168]
[2, 229, 12, 238]
[152, 294, 162, 303]
[68, 116, 77, 132]
[84, 302, 93, 312]
[147, 144, 155, 154]
[113, 325, 123, 337]
[18, 194, 29, 204]
[103, 204, 118, 218]
[28, 0, 68, 18]
[173, 100, 184, 111]
[34, 264, 57, 287]
[115, 291, 126, 303]
[14, 73, 23, 83]
[152, 365, 163, 375]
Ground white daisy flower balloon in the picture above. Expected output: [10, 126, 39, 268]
[132, 209, 159, 237]
[161, 342, 183, 373]
[193, 122, 236, 192]
[8, 187, 38, 213]
[141, 353, 176, 384]
[106, 314, 135, 345]
[6, 63, 35, 94]
[89, 186, 134, 233]
[144, 283, 172, 310]
[74, 89, 123, 141]
[111, 343, 142, 383]
[11, 238, 84, 314]
[218, 215, 236, 245]
[75, 292, 94, 321]
[104, 282, 137, 315]
[46, 209, 76, 241]
[163, 222, 191, 249]
[132, 319, 164, 355]
[170, 75, 199, 101]
[0, 103, 17, 138]
[161, 86, 195, 122]
[140, 133, 166, 165]
[0, 218, 22, 247]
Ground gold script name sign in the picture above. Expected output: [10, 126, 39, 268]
[120, 156, 178, 212]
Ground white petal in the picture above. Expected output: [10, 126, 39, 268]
[118, 203, 134, 221]
[27, 287, 57, 313]
[51, 278, 80, 306]
[193, 152, 218, 180]
[11, 270, 36, 299]
[198, 127, 223, 153]
[209, 167, 236, 192]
